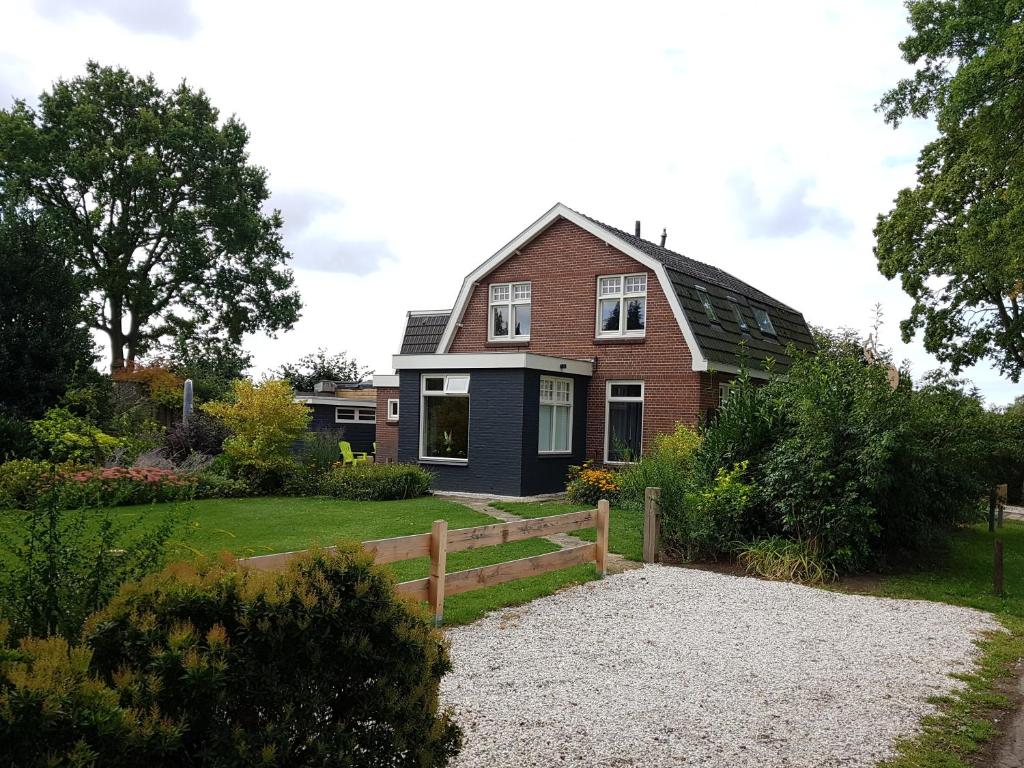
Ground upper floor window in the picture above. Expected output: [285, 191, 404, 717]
[337, 406, 376, 424]
[696, 286, 718, 324]
[489, 282, 531, 340]
[752, 307, 776, 336]
[597, 273, 646, 337]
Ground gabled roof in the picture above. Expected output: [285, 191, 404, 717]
[401, 310, 451, 354]
[580, 214, 814, 371]
[430, 203, 814, 376]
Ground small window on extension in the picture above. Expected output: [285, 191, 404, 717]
[752, 307, 777, 336]
[728, 298, 749, 333]
[695, 286, 718, 323]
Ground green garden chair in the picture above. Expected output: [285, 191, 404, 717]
[339, 440, 370, 466]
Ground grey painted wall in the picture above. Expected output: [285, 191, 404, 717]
[306, 404, 375, 453]
[397, 367, 588, 496]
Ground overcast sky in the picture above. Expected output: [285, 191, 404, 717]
[3, 0, 1020, 406]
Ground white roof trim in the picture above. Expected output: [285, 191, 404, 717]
[372, 374, 400, 388]
[407, 308, 451, 317]
[435, 202, 710, 372]
[393, 352, 593, 377]
[294, 396, 377, 407]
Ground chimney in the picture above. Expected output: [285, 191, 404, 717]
[660, 228, 667, 247]
[635, 220, 641, 238]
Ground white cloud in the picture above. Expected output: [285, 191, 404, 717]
[34, 0, 199, 39]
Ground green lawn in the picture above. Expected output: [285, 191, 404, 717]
[0, 496, 598, 626]
[492, 500, 645, 561]
[852, 521, 1024, 768]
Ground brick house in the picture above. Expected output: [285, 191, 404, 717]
[373, 203, 814, 496]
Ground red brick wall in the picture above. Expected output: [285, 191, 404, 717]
[374, 387, 399, 463]
[448, 217, 703, 462]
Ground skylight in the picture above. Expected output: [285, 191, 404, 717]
[696, 287, 717, 323]
[753, 307, 776, 335]
[728, 298, 749, 333]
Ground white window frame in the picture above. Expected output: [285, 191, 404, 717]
[419, 373, 470, 464]
[538, 376, 573, 455]
[336, 406, 376, 424]
[719, 383, 732, 406]
[604, 380, 644, 464]
[595, 273, 647, 338]
[387, 398, 399, 421]
[753, 306, 777, 336]
[488, 281, 532, 341]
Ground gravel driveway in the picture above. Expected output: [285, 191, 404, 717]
[441, 565, 998, 767]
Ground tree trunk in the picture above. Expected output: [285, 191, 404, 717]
[109, 300, 126, 372]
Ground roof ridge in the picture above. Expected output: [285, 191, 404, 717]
[572, 208, 797, 313]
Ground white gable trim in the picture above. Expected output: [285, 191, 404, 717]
[436, 203, 710, 372]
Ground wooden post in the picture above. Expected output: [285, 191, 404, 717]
[429, 519, 448, 626]
[995, 539, 1005, 597]
[596, 499, 610, 577]
[643, 486, 661, 563]
[998, 484, 1008, 528]
[989, 486, 997, 533]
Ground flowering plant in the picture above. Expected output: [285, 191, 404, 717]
[565, 461, 620, 504]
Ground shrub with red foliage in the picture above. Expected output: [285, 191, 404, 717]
[60, 466, 195, 507]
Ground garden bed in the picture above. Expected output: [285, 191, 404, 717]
[441, 565, 997, 768]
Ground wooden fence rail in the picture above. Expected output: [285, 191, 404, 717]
[242, 499, 610, 625]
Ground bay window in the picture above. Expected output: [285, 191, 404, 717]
[420, 374, 470, 461]
[539, 376, 573, 454]
[597, 273, 646, 337]
[605, 381, 643, 463]
[489, 282, 531, 340]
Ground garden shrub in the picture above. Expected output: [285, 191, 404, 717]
[618, 423, 700, 519]
[191, 470, 251, 500]
[164, 411, 230, 461]
[201, 379, 310, 491]
[0, 413, 33, 461]
[321, 463, 432, 501]
[671, 461, 753, 561]
[737, 537, 837, 585]
[298, 430, 345, 474]
[0, 488, 180, 643]
[565, 461, 619, 504]
[30, 407, 121, 464]
[58, 466, 195, 508]
[0, 458, 58, 509]
[77, 547, 462, 767]
[0, 629, 185, 767]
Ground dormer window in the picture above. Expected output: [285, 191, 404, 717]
[728, 297, 749, 333]
[489, 282, 531, 340]
[696, 286, 718, 323]
[753, 307, 777, 336]
[597, 273, 647, 337]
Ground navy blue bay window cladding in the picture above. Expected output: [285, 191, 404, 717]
[397, 368, 589, 496]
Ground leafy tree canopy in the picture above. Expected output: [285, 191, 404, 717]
[0, 204, 96, 419]
[276, 347, 370, 391]
[0, 61, 301, 372]
[161, 331, 252, 402]
[875, 0, 1024, 380]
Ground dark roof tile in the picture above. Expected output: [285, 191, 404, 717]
[400, 312, 450, 354]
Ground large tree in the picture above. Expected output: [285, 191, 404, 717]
[0, 205, 96, 419]
[0, 61, 301, 372]
[276, 348, 369, 392]
[875, 1, 1024, 380]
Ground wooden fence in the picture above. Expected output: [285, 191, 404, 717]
[243, 499, 611, 625]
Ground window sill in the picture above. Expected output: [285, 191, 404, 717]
[485, 339, 530, 348]
[593, 336, 646, 345]
[538, 451, 573, 458]
[419, 457, 468, 466]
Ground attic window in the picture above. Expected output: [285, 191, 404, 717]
[753, 307, 777, 335]
[489, 282, 531, 340]
[696, 287, 718, 323]
[728, 298, 749, 333]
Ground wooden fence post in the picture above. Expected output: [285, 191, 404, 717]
[596, 499, 610, 577]
[643, 487, 661, 563]
[995, 538, 1005, 597]
[429, 519, 448, 626]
